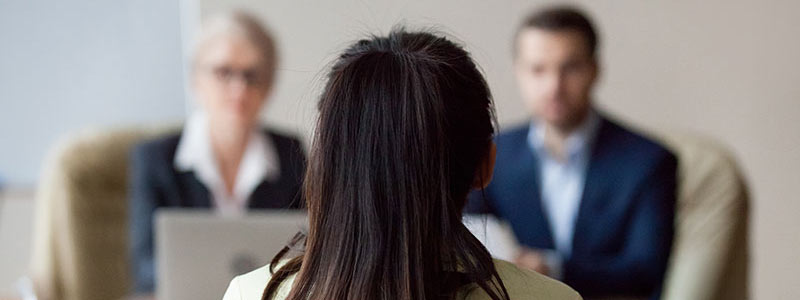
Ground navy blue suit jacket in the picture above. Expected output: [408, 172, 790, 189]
[128, 129, 306, 293]
[466, 116, 677, 299]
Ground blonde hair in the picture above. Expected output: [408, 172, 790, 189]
[193, 11, 278, 86]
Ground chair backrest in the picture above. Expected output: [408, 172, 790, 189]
[28, 127, 749, 300]
[30, 126, 175, 300]
[656, 132, 750, 300]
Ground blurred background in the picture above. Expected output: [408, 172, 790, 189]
[0, 0, 798, 299]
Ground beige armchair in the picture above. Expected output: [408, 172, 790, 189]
[29, 127, 749, 300]
[30, 127, 173, 300]
[657, 132, 750, 300]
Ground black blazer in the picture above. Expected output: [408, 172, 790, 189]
[128, 129, 306, 293]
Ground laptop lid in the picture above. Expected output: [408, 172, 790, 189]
[155, 209, 306, 300]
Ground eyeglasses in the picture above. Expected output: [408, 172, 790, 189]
[205, 65, 269, 87]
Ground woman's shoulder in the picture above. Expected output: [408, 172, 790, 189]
[262, 128, 304, 151]
[223, 263, 294, 300]
[262, 128, 307, 168]
[460, 259, 581, 300]
[225, 259, 580, 300]
[131, 131, 182, 162]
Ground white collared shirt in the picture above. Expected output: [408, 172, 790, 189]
[174, 112, 280, 215]
[527, 110, 601, 259]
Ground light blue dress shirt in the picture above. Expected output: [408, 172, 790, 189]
[527, 111, 601, 276]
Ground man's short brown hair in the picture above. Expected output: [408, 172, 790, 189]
[515, 6, 598, 57]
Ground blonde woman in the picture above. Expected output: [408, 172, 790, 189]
[128, 12, 305, 294]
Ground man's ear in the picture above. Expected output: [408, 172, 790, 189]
[472, 142, 497, 189]
[589, 57, 600, 85]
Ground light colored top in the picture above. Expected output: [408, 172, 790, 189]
[526, 111, 600, 275]
[222, 259, 581, 300]
[174, 112, 280, 215]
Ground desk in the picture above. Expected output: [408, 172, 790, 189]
[0, 188, 35, 299]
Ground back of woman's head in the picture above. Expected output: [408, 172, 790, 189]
[265, 29, 508, 300]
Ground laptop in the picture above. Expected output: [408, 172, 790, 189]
[155, 209, 307, 300]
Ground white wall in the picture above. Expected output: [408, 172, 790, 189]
[0, 0, 187, 186]
[193, 1, 800, 298]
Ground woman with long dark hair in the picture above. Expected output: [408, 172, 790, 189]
[222, 29, 580, 300]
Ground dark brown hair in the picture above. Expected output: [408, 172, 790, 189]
[262, 28, 509, 300]
[515, 5, 599, 57]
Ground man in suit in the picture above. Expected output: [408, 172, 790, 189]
[466, 6, 677, 299]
